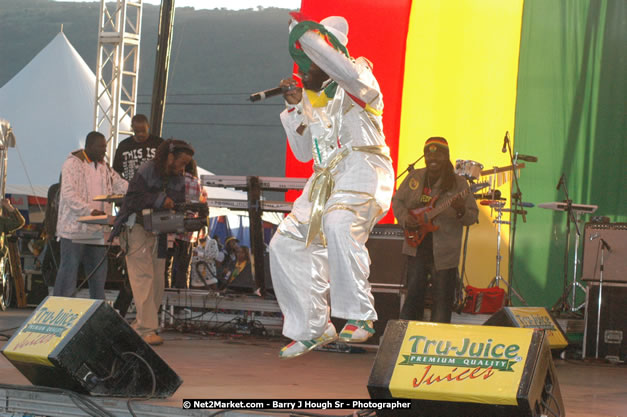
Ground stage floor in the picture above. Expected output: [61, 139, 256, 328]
[1, 308, 625, 417]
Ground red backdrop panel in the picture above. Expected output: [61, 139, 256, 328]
[284, 0, 411, 223]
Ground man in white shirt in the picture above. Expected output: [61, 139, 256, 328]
[54, 131, 127, 299]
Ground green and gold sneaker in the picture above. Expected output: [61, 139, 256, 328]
[338, 320, 375, 343]
[279, 322, 337, 359]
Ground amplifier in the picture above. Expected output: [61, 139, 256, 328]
[369, 224, 404, 240]
[367, 224, 406, 287]
[582, 223, 627, 282]
[583, 282, 627, 361]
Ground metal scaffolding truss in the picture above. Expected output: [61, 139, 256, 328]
[93, 0, 143, 163]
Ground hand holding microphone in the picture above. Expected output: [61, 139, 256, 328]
[249, 79, 302, 103]
[280, 78, 302, 104]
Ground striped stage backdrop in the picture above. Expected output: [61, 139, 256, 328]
[283, 0, 626, 307]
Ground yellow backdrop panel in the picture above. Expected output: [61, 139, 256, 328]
[398, 0, 524, 288]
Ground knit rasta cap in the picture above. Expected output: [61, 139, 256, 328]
[424, 137, 449, 157]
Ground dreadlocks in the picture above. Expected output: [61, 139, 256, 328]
[153, 138, 195, 178]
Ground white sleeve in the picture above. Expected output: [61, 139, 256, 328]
[280, 102, 312, 163]
[61, 158, 91, 217]
[297, 31, 382, 110]
[111, 169, 128, 195]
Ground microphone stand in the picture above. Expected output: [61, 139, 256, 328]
[503, 138, 528, 306]
[551, 175, 584, 314]
[396, 155, 424, 181]
[594, 238, 610, 359]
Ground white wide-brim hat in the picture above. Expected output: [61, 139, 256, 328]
[320, 16, 349, 47]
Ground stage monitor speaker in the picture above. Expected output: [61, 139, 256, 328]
[583, 282, 627, 361]
[368, 320, 564, 417]
[484, 307, 568, 350]
[582, 222, 627, 282]
[1, 296, 182, 398]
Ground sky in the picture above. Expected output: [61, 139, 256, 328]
[53, 0, 300, 10]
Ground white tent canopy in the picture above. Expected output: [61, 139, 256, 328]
[0, 32, 129, 196]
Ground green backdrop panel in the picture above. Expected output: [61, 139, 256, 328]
[512, 0, 626, 308]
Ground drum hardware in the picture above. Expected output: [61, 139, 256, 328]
[456, 161, 490, 312]
[540, 194, 598, 313]
[456, 168, 490, 311]
[483, 198, 528, 306]
[455, 159, 484, 181]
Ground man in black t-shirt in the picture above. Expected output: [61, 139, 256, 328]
[113, 114, 163, 181]
[112, 114, 163, 316]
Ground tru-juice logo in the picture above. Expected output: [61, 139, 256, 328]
[12, 307, 80, 350]
[399, 335, 523, 388]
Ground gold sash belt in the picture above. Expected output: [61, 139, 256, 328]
[305, 145, 390, 247]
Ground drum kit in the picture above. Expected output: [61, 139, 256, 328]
[455, 160, 484, 183]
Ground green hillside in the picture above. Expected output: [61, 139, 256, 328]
[0, 0, 296, 177]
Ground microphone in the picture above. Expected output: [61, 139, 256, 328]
[249, 85, 295, 102]
[556, 173, 565, 190]
[502, 131, 509, 153]
[516, 154, 538, 163]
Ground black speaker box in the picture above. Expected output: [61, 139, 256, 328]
[368, 320, 564, 417]
[583, 282, 627, 361]
[366, 224, 406, 286]
[484, 307, 569, 350]
[25, 272, 49, 306]
[2, 296, 182, 397]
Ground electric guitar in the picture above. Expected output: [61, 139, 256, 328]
[404, 182, 488, 248]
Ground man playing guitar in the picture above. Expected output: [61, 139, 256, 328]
[392, 137, 478, 323]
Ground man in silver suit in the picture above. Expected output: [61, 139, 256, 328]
[270, 14, 394, 359]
